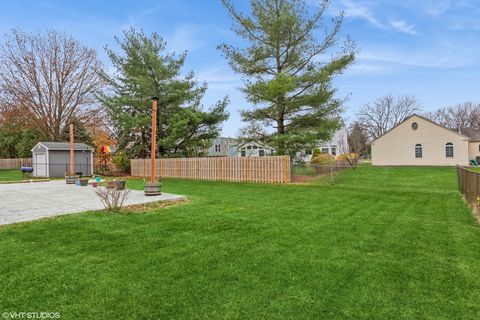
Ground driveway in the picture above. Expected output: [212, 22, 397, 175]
[0, 180, 186, 225]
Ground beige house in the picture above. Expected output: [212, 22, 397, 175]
[372, 114, 480, 166]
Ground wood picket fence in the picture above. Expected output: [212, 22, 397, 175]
[0, 158, 32, 170]
[131, 156, 291, 183]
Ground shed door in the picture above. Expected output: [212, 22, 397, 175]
[35, 153, 47, 177]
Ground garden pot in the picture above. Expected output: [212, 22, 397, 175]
[144, 182, 161, 196]
[79, 179, 89, 187]
[65, 175, 79, 184]
[107, 180, 126, 190]
[116, 180, 126, 190]
[92, 182, 98, 188]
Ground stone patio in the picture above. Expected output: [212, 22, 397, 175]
[0, 180, 186, 225]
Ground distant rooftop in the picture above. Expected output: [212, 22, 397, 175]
[460, 128, 480, 141]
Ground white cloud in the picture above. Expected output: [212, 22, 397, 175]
[339, 0, 385, 29]
[389, 20, 418, 35]
[358, 46, 475, 69]
[424, 1, 452, 15]
[196, 63, 241, 91]
[166, 25, 205, 53]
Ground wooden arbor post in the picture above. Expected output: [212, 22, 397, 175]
[150, 97, 158, 183]
[65, 123, 77, 184]
[70, 124, 74, 176]
[144, 96, 162, 196]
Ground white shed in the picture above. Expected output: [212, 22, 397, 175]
[31, 142, 94, 177]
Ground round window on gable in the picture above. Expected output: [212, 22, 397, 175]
[412, 122, 418, 130]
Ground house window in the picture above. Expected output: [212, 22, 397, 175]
[247, 146, 252, 150]
[445, 143, 454, 158]
[331, 147, 336, 156]
[478, 144, 480, 152]
[241, 150, 246, 157]
[415, 144, 422, 158]
[259, 150, 265, 156]
[305, 149, 312, 155]
[215, 144, 221, 152]
[321, 147, 329, 154]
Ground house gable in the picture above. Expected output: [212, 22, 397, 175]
[372, 114, 470, 166]
[373, 114, 469, 143]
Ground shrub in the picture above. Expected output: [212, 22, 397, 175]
[112, 150, 131, 173]
[336, 153, 358, 161]
[95, 187, 131, 213]
[311, 153, 335, 165]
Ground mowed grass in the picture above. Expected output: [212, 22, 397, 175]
[1, 166, 480, 319]
[0, 169, 23, 181]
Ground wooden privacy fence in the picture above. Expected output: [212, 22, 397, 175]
[131, 156, 291, 183]
[457, 166, 480, 205]
[0, 158, 32, 170]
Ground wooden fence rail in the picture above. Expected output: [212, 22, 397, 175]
[131, 156, 291, 183]
[457, 166, 480, 205]
[0, 158, 32, 170]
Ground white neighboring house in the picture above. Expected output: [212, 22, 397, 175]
[207, 137, 238, 157]
[300, 127, 349, 163]
[237, 141, 275, 157]
[207, 137, 275, 157]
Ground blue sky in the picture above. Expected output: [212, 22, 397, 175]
[0, 0, 479, 136]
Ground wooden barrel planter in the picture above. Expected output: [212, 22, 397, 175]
[65, 175, 79, 184]
[144, 182, 161, 196]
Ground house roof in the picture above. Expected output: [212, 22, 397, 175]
[237, 140, 275, 150]
[214, 137, 238, 143]
[460, 127, 480, 141]
[372, 114, 470, 143]
[34, 142, 94, 151]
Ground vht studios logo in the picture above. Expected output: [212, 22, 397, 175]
[2, 311, 60, 319]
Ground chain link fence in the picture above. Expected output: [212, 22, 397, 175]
[291, 161, 352, 183]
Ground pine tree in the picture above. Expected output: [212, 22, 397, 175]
[100, 28, 229, 158]
[219, 0, 355, 156]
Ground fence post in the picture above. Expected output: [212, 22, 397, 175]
[476, 171, 479, 203]
[457, 165, 461, 192]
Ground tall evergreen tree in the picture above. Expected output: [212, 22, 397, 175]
[100, 28, 229, 158]
[219, 0, 355, 156]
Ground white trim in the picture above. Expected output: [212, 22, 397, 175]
[31, 142, 49, 152]
[91, 152, 94, 176]
[46, 149, 50, 178]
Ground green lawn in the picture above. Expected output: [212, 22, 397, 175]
[1, 166, 480, 319]
[0, 169, 23, 181]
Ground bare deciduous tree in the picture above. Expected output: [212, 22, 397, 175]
[424, 102, 480, 131]
[357, 94, 421, 139]
[337, 123, 367, 169]
[0, 29, 104, 141]
[237, 121, 269, 142]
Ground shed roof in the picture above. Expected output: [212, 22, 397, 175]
[35, 142, 94, 151]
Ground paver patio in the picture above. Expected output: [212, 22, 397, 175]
[0, 180, 186, 225]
